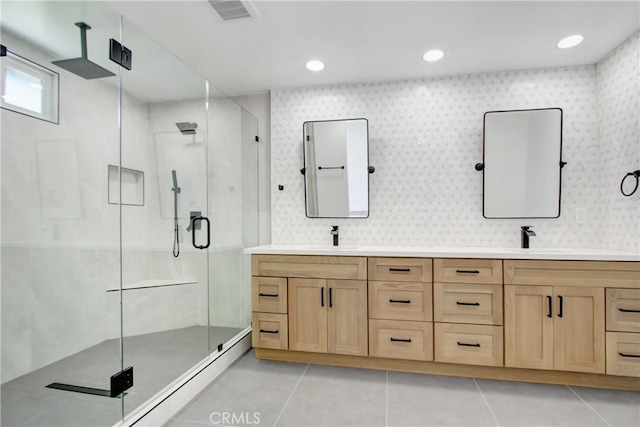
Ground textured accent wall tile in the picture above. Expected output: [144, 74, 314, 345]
[271, 64, 616, 249]
[597, 32, 640, 253]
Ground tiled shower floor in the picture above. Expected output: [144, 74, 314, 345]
[1, 326, 242, 427]
[167, 350, 640, 427]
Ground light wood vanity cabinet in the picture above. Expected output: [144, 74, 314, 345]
[503, 260, 640, 375]
[251, 276, 289, 350]
[368, 257, 433, 361]
[605, 288, 640, 377]
[288, 278, 368, 356]
[433, 259, 504, 367]
[252, 254, 640, 390]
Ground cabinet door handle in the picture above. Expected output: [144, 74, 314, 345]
[390, 338, 412, 343]
[619, 352, 640, 358]
[456, 269, 479, 274]
[389, 268, 411, 273]
[547, 295, 553, 318]
[457, 342, 481, 347]
[619, 308, 640, 313]
[259, 293, 278, 298]
[390, 299, 411, 304]
[558, 295, 563, 318]
[456, 301, 480, 306]
[329, 288, 333, 308]
[321, 287, 325, 307]
[259, 329, 279, 334]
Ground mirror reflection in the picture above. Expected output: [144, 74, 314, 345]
[303, 118, 369, 218]
[482, 108, 563, 218]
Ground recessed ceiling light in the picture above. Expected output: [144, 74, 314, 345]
[423, 49, 445, 62]
[306, 60, 325, 71]
[557, 35, 584, 49]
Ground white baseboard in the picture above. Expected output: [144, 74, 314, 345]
[117, 329, 251, 427]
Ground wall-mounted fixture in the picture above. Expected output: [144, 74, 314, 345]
[302, 118, 374, 218]
[478, 108, 564, 219]
[620, 170, 640, 197]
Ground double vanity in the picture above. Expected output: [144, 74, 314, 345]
[246, 245, 640, 390]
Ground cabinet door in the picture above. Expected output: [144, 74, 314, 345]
[328, 280, 368, 356]
[288, 278, 327, 353]
[504, 285, 554, 370]
[553, 286, 605, 374]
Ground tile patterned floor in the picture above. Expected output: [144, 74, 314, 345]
[167, 350, 640, 427]
[1, 326, 241, 427]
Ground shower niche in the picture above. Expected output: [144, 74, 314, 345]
[108, 164, 144, 206]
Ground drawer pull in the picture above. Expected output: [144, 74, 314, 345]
[619, 352, 640, 358]
[390, 299, 411, 304]
[389, 268, 411, 273]
[456, 269, 480, 274]
[619, 308, 640, 313]
[258, 293, 278, 298]
[259, 329, 279, 334]
[547, 295, 553, 318]
[457, 341, 481, 347]
[456, 301, 480, 306]
[390, 337, 412, 343]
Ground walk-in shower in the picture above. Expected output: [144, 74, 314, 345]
[1, 2, 258, 426]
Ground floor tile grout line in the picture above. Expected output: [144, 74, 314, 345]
[473, 378, 501, 427]
[567, 385, 612, 427]
[385, 370, 389, 427]
[272, 363, 310, 427]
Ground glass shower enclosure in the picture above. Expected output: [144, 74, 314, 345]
[0, 1, 258, 425]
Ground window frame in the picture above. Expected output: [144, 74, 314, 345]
[1, 50, 59, 124]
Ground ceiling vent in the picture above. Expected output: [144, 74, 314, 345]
[208, 1, 258, 21]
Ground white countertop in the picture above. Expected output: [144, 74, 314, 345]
[244, 244, 640, 262]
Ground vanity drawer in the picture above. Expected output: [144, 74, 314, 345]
[607, 289, 640, 332]
[434, 259, 502, 284]
[606, 332, 640, 377]
[369, 319, 433, 361]
[434, 323, 503, 367]
[252, 313, 288, 350]
[252, 277, 287, 313]
[434, 283, 503, 325]
[504, 260, 640, 288]
[369, 281, 432, 321]
[368, 258, 432, 282]
[252, 255, 367, 280]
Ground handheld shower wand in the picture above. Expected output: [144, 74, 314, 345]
[171, 170, 181, 257]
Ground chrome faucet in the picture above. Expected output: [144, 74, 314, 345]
[331, 226, 339, 247]
[520, 226, 536, 249]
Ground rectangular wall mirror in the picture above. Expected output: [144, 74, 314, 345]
[303, 118, 370, 218]
[482, 108, 563, 218]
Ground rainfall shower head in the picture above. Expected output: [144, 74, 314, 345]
[52, 22, 115, 80]
[176, 122, 198, 135]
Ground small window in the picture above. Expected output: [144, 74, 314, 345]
[1, 50, 59, 124]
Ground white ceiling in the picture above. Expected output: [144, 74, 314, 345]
[108, 0, 640, 96]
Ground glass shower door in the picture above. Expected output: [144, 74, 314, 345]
[1, 1, 125, 425]
[119, 16, 210, 420]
